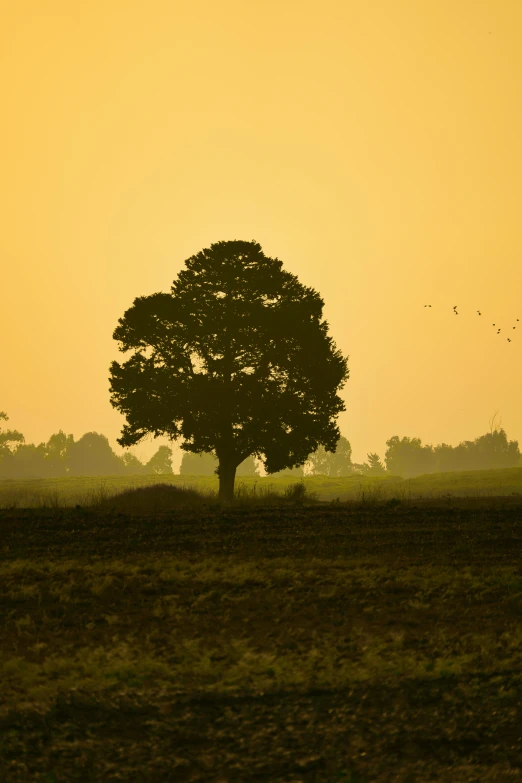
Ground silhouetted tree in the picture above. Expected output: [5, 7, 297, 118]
[433, 442, 461, 473]
[384, 436, 435, 478]
[144, 445, 173, 474]
[0, 411, 25, 458]
[470, 429, 520, 470]
[67, 432, 126, 476]
[8, 442, 49, 478]
[121, 451, 146, 474]
[0, 412, 26, 478]
[109, 240, 349, 501]
[365, 452, 386, 476]
[43, 430, 75, 476]
[308, 436, 353, 476]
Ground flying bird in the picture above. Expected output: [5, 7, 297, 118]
[508, 338, 511, 342]
[477, 311, 481, 315]
[424, 304, 432, 307]
[497, 329, 501, 334]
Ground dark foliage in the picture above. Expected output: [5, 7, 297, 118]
[109, 239, 349, 500]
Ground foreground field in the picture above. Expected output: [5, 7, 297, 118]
[1, 496, 522, 782]
[1, 465, 522, 508]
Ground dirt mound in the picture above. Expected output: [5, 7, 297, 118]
[97, 482, 207, 515]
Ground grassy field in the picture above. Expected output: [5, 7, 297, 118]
[1, 465, 522, 509]
[1, 484, 522, 781]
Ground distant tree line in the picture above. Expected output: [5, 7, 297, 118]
[0, 413, 172, 479]
[1, 411, 520, 480]
[383, 429, 521, 478]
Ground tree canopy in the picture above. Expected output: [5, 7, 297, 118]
[66, 432, 128, 476]
[109, 239, 349, 500]
[144, 445, 174, 475]
[307, 436, 353, 476]
[365, 452, 386, 476]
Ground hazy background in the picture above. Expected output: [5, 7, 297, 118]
[2, 0, 521, 472]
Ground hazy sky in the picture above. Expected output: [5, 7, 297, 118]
[2, 0, 521, 470]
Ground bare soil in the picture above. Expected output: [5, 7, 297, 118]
[1, 499, 522, 782]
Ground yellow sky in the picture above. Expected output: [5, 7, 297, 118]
[1, 0, 521, 469]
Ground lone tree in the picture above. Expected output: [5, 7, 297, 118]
[109, 240, 349, 501]
[365, 452, 386, 476]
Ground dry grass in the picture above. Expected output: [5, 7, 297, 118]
[2, 466, 522, 510]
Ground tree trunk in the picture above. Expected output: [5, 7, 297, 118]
[218, 457, 237, 503]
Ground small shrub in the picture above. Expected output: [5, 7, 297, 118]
[232, 480, 318, 506]
[283, 481, 318, 504]
[94, 483, 207, 515]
